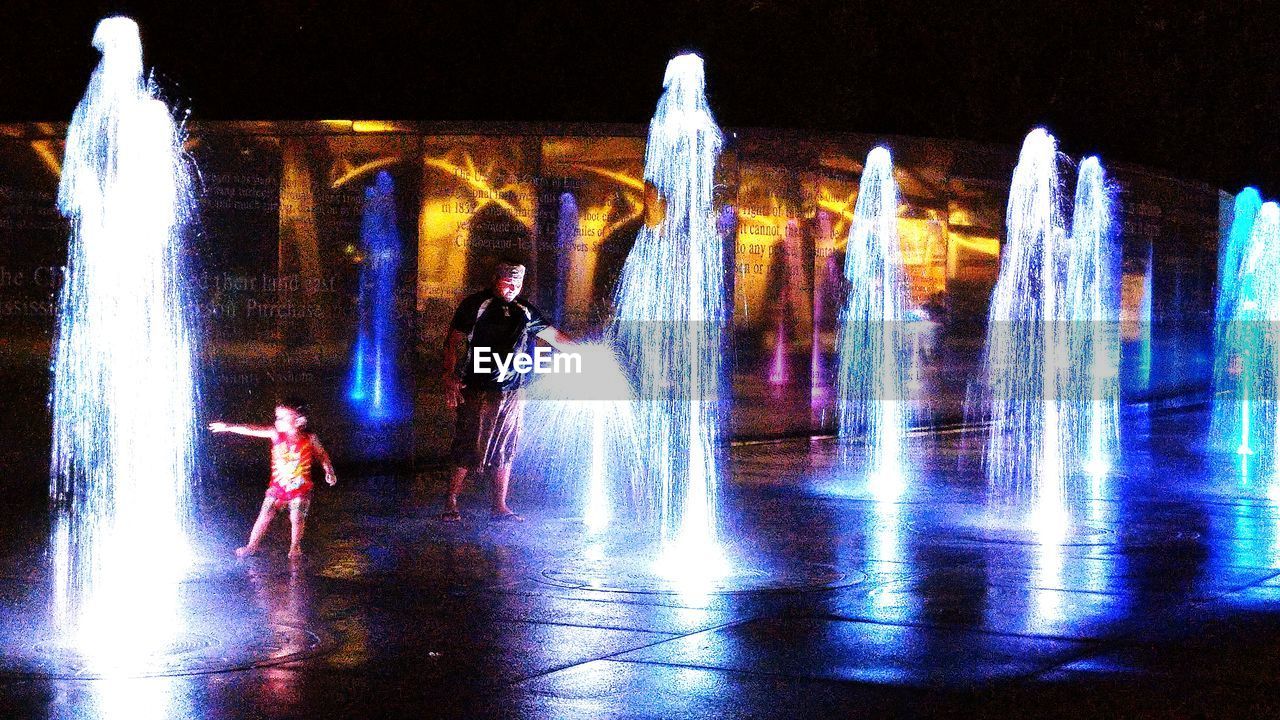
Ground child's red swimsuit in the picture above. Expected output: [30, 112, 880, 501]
[266, 432, 314, 506]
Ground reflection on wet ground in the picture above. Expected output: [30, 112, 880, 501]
[4, 405, 1280, 717]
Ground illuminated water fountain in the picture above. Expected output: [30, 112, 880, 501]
[1211, 188, 1265, 456]
[610, 53, 727, 576]
[835, 146, 912, 498]
[1235, 203, 1280, 483]
[1064, 157, 1120, 479]
[348, 170, 405, 421]
[982, 129, 1071, 537]
[48, 16, 198, 664]
[984, 131, 1129, 534]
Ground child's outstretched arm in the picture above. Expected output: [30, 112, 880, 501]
[208, 422, 275, 439]
[312, 434, 337, 485]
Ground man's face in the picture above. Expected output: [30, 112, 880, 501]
[494, 276, 522, 302]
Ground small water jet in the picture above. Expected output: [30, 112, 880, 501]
[518, 342, 641, 533]
[49, 16, 198, 666]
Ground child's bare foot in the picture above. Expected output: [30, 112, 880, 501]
[288, 546, 303, 559]
[235, 545, 257, 558]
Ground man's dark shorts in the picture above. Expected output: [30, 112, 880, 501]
[450, 388, 525, 469]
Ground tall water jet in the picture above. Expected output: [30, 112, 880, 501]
[49, 17, 197, 662]
[611, 53, 727, 574]
[348, 170, 405, 420]
[836, 146, 912, 497]
[1211, 188, 1264, 451]
[983, 128, 1069, 537]
[1064, 157, 1120, 479]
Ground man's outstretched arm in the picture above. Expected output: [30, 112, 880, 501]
[534, 326, 574, 351]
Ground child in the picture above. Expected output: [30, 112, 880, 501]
[209, 400, 337, 558]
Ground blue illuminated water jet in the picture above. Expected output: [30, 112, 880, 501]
[1064, 157, 1120, 479]
[835, 146, 912, 497]
[610, 53, 727, 575]
[984, 135, 1131, 528]
[49, 17, 197, 663]
[348, 170, 405, 421]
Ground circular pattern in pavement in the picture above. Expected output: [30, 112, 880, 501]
[0, 621, 331, 679]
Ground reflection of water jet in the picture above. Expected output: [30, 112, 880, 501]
[554, 192, 578, 328]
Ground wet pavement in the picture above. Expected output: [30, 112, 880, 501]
[5, 403, 1280, 718]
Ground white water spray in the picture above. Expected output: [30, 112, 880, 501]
[49, 17, 197, 664]
[1064, 157, 1120, 480]
[835, 146, 912, 498]
[983, 129, 1069, 537]
[611, 53, 727, 575]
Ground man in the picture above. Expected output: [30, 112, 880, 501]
[440, 261, 572, 521]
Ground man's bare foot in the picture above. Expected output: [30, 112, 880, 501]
[235, 545, 257, 558]
[440, 510, 462, 522]
[490, 511, 524, 523]
[288, 546, 303, 559]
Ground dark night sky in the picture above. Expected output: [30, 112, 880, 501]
[0, 0, 1276, 196]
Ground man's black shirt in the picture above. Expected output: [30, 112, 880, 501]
[450, 290, 549, 392]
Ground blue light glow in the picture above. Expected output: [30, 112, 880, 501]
[347, 171, 405, 421]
